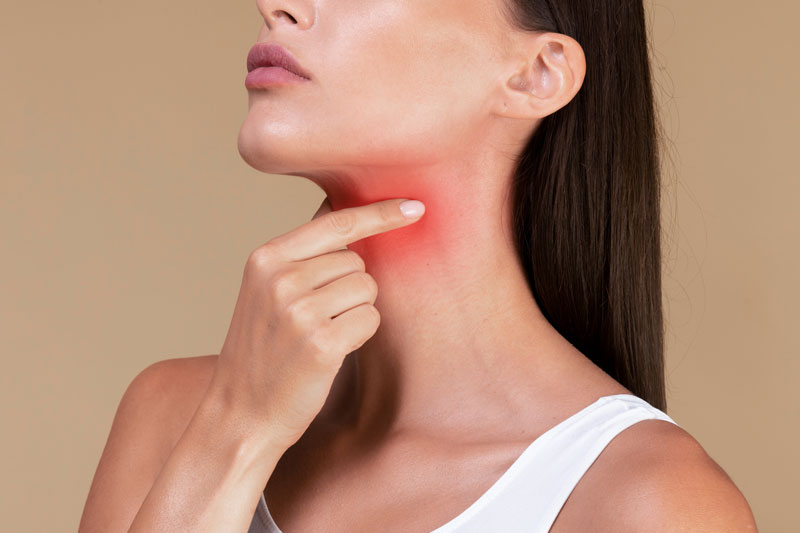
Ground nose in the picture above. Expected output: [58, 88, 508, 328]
[256, 0, 314, 31]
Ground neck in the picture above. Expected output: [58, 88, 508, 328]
[303, 148, 584, 441]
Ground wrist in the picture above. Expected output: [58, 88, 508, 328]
[196, 386, 288, 466]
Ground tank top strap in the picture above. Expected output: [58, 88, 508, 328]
[439, 393, 680, 532]
[249, 394, 680, 533]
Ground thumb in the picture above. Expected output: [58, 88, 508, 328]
[312, 196, 332, 221]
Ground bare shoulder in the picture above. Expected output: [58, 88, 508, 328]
[79, 354, 218, 532]
[559, 418, 758, 532]
[108, 354, 218, 461]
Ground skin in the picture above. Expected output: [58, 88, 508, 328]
[79, 0, 758, 531]
[238, 0, 599, 439]
[235, 0, 757, 531]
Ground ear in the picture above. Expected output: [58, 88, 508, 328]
[494, 32, 586, 120]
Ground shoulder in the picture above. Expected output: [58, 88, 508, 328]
[114, 353, 218, 462]
[590, 419, 758, 532]
[125, 354, 217, 404]
[79, 355, 218, 531]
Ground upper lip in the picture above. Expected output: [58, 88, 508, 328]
[246, 42, 312, 80]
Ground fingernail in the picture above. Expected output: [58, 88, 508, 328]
[399, 200, 425, 219]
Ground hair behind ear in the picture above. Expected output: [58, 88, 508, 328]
[504, 0, 667, 410]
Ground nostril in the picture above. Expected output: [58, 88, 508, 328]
[273, 10, 297, 24]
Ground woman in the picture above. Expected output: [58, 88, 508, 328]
[80, 0, 757, 531]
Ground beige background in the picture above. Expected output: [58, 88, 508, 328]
[1, 1, 796, 531]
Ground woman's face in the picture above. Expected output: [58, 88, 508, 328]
[237, 0, 520, 177]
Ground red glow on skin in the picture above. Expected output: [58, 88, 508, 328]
[316, 166, 515, 314]
[285, 150, 548, 435]
[305, 162, 545, 430]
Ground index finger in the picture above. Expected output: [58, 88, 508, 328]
[271, 198, 425, 261]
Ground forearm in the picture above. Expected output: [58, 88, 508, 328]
[128, 392, 284, 532]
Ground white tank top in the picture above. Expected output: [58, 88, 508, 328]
[248, 393, 679, 532]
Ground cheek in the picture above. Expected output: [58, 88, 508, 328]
[320, 50, 490, 166]
[330, 13, 495, 162]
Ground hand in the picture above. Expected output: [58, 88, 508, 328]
[206, 197, 426, 451]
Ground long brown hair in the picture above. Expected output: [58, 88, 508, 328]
[503, 0, 668, 410]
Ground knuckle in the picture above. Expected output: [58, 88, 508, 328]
[326, 211, 356, 236]
[266, 270, 299, 302]
[285, 295, 316, 324]
[308, 329, 338, 363]
[376, 201, 395, 224]
[246, 245, 273, 270]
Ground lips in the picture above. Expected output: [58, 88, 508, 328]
[246, 42, 312, 80]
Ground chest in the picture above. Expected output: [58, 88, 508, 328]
[260, 439, 606, 532]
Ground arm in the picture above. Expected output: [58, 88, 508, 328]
[80, 199, 421, 531]
[78, 356, 286, 532]
[128, 385, 285, 531]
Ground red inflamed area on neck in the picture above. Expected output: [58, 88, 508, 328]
[322, 182, 469, 278]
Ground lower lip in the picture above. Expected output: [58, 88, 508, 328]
[245, 66, 310, 89]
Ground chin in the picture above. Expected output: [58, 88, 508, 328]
[236, 116, 304, 175]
